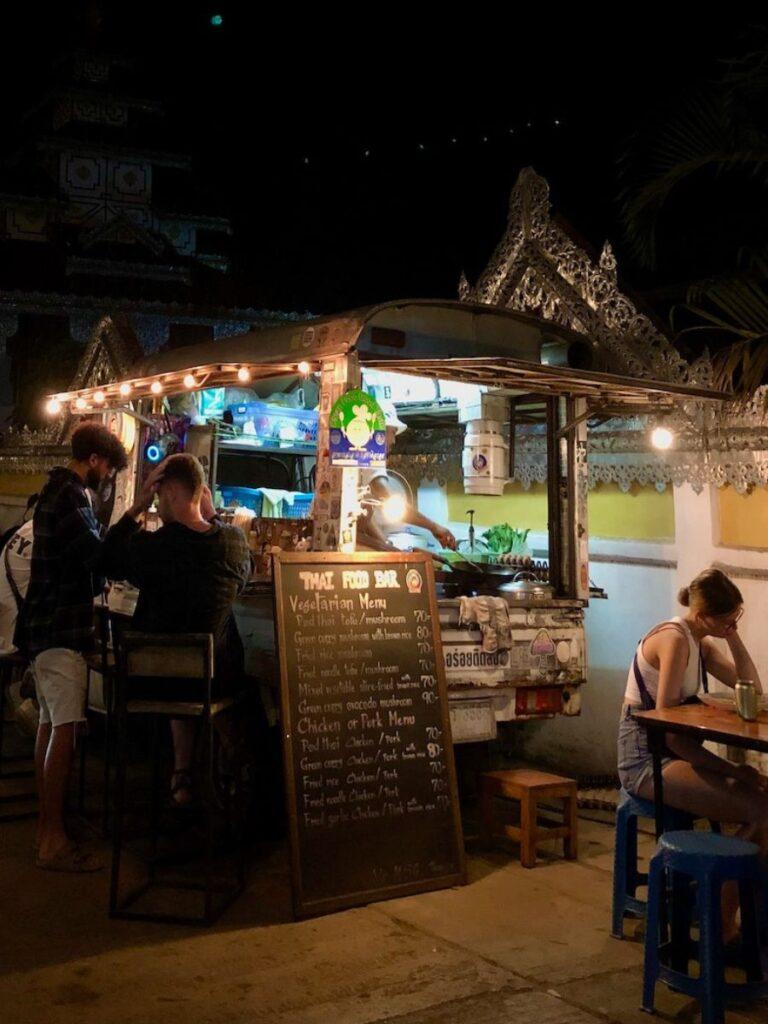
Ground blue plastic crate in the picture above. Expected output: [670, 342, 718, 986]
[219, 486, 264, 515]
[287, 492, 314, 519]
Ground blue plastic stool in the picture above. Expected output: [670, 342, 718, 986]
[611, 789, 694, 939]
[643, 831, 768, 1024]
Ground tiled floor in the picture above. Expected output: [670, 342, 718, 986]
[1, 767, 766, 1023]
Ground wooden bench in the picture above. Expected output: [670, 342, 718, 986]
[479, 768, 578, 868]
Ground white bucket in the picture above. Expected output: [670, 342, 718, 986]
[462, 420, 509, 495]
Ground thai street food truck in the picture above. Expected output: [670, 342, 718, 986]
[44, 300, 724, 746]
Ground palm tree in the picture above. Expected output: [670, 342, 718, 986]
[618, 38, 768, 396]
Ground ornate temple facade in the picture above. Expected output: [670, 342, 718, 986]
[0, 48, 301, 426]
[461, 168, 768, 494]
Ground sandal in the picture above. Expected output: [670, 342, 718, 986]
[36, 843, 104, 873]
[170, 769, 194, 808]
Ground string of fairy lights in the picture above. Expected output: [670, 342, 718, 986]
[43, 361, 315, 417]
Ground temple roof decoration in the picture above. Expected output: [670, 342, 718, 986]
[0, 313, 143, 469]
[459, 167, 768, 493]
[463, 168, 713, 389]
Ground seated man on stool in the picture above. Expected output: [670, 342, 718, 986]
[102, 453, 251, 805]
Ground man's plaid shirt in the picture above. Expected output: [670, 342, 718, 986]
[14, 467, 104, 656]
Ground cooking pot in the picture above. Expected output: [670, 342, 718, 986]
[507, 571, 555, 601]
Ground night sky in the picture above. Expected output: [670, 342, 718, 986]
[3, 5, 764, 315]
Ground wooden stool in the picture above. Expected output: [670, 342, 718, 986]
[479, 768, 578, 868]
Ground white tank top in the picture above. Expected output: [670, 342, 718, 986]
[624, 616, 704, 706]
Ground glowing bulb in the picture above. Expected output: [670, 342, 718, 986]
[183, 374, 196, 389]
[75, 397, 87, 411]
[93, 390, 105, 404]
[150, 380, 163, 395]
[45, 398, 61, 416]
[297, 361, 311, 376]
[381, 493, 407, 524]
[651, 426, 674, 451]
[237, 367, 251, 383]
[119, 382, 132, 397]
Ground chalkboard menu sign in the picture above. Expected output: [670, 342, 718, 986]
[274, 551, 466, 918]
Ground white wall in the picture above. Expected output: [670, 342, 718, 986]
[411, 477, 768, 776]
[509, 539, 678, 775]
[513, 484, 768, 776]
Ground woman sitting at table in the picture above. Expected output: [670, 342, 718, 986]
[618, 569, 768, 851]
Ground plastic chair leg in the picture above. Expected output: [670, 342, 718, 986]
[697, 876, 725, 1024]
[739, 877, 763, 983]
[611, 807, 630, 939]
[642, 854, 664, 1013]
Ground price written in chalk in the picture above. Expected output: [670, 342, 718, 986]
[275, 553, 465, 917]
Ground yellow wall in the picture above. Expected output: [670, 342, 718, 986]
[718, 485, 768, 549]
[0, 473, 47, 496]
[446, 480, 675, 541]
[446, 481, 549, 531]
[589, 482, 675, 541]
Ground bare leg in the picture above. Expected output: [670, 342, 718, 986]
[38, 722, 76, 861]
[637, 761, 768, 942]
[170, 718, 195, 806]
[34, 722, 51, 848]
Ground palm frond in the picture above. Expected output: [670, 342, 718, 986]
[618, 50, 768, 268]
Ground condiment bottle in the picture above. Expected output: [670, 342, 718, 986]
[735, 679, 759, 722]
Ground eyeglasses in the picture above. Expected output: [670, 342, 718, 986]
[704, 609, 743, 631]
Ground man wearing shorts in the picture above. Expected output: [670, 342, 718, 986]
[15, 422, 127, 871]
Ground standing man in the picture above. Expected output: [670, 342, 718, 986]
[16, 422, 128, 871]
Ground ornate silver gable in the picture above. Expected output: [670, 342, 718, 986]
[455, 168, 768, 494]
[0, 314, 142, 474]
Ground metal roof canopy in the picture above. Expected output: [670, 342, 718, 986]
[49, 300, 730, 409]
[362, 355, 725, 408]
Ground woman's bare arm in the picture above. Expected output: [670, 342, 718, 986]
[655, 632, 744, 776]
[701, 632, 762, 693]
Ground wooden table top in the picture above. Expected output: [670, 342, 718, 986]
[635, 704, 768, 753]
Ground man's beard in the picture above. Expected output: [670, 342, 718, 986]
[85, 467, 103, 490]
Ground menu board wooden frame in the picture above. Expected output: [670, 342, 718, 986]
[273, 550, 466, 919]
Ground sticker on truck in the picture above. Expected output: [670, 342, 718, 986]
[443, 647, 510, 672]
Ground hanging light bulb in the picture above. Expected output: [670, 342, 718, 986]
[150, 380, 163, 395]
[75, 397, 87, 411]
[651, 425, 674, 450]
[93, 390, 105, 404]
[45, 397, 62, 416]
[237, 367, 251, 383]
[297, 361, 311, 376]
[119, 382, 132, 397]
[183, 374, 196, 389]
[381, 493, 408, 524]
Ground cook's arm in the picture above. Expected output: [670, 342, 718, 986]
[368, 476, 456, 549]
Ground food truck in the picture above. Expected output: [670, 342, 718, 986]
[43, 299, 724, 745]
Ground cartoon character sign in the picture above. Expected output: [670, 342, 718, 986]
[328, 388, 387, 468]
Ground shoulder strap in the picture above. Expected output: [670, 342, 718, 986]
[644, 621, 689, 643]
[4, 544, 24, 612]
[632, 650, 656, 711]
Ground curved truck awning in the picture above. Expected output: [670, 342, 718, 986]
[47, 299, 729, 412]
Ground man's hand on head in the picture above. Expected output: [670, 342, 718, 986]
[200, 484, 217, 522]
[127, 465, 165, 520]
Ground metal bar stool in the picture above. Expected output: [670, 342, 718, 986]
[109, 631, 247, 926]
[79, 603, 119, 833]
[0, 650, 37, 822]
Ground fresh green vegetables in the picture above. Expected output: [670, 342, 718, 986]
[481, 524, 530, 554]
